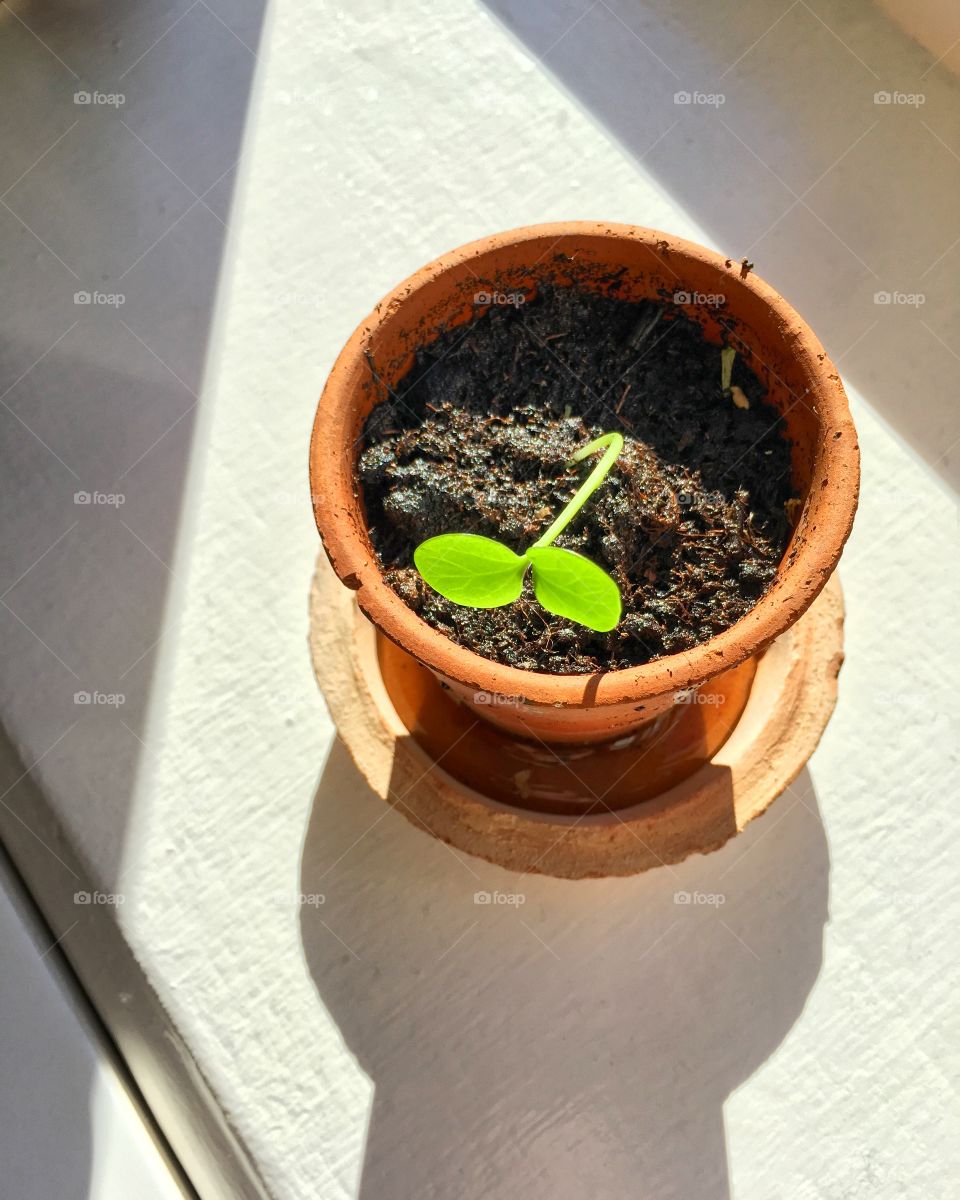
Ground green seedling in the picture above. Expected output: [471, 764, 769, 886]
[414, 432, 624, 632]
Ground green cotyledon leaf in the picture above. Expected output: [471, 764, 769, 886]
[526, 546, 622, 632]
[414, 533, 528, 608]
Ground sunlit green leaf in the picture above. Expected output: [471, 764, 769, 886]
[414, 534, 527, 608]
[409, 433, 625, 633]
[527, 546, 621, 632]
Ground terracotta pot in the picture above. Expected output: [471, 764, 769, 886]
[310, 222, 859, 746]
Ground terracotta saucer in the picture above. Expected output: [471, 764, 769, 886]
[309, 554, 845, 879]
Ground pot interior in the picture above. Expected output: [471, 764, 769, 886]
[347, 232, 826, 578]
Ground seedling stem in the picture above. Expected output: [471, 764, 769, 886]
[532, 432, 624, 549]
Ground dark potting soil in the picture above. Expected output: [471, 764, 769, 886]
[358, 284, 796, 674]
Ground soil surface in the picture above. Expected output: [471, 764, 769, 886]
[358, 284, 795, 674]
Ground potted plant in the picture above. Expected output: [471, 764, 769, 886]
[310, 222, 858, 762]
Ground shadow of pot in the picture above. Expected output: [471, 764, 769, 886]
[298, 743, 830, 1198]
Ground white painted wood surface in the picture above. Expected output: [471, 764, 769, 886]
[0, 2, 958, 1197]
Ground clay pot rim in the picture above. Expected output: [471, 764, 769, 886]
[310, 220, 859, 708]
